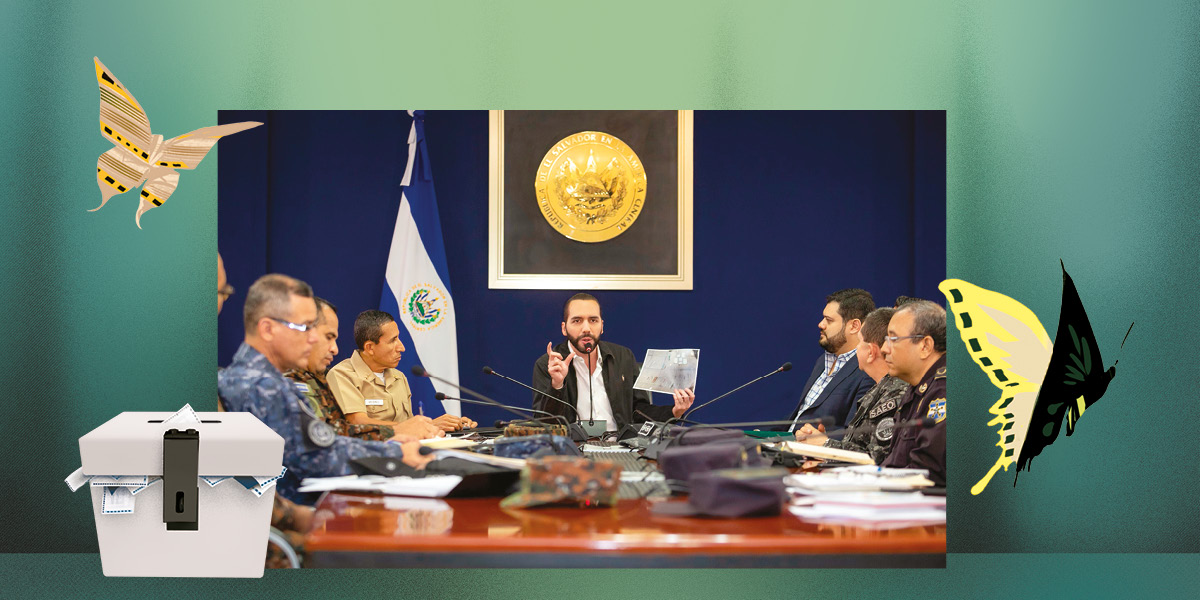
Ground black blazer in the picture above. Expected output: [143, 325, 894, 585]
[786, 354, 875, 428]
[532, 341, 674, 430]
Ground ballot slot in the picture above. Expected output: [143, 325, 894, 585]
[162, 428, 199, 531]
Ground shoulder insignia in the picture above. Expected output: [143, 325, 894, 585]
[927, 397, 946, 423]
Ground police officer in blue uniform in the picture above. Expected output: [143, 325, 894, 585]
[218, 273, 431, 504]
[880, 300, 947, 486]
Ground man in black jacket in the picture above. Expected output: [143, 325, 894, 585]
[532, 293, 695, 432]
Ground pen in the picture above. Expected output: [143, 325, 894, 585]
[419, 400, 424, 416]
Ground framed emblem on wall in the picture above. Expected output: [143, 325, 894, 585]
[488, 110, 693, 290]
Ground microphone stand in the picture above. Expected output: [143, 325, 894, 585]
[482, 366, 589, 441]
[674, 362, 793, 425]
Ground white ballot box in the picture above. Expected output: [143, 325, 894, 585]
[73, 410, 284, 577]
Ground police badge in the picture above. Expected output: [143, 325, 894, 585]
[306, 418, 336, 448]
[875, 417, 895, 442]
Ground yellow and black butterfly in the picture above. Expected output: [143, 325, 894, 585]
[92, 57, 261, 228]
[940, 262, 1131, 495]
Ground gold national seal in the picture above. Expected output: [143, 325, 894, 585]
[534, 131, 647, 243]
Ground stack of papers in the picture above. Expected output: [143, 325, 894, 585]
[784, 466, 943, 528]
[297, 474, 463, 497]
[784, 465, 934, 492]
[788, 491, 945, 528]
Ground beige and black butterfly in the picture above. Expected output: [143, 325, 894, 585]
[92, 57, 261, 228]
[940, 262, 1131, 495]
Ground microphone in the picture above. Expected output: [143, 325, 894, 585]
[581, 341, 595, 426]
[411, 364, 561, 434]
[483, 366, 575, 413]
[436, 392, 569, 429]
[482, 365, 590, 441]
[676, 362, 793, 423]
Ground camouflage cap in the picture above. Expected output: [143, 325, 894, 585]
[494, 434, 581, 459]
[500, 456, 623, 509]
[503, 422, 569, 438]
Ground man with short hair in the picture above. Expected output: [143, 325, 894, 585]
[219, 274, 432, 504]
[795, 307, 911, 463]
[532, 293, 695, 432]
[880, 300, 947, 486]
[286, 298, 437, 441]
[784, 289, 877, 431]
[327, 310, 474, 434]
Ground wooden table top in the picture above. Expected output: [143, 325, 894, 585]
[304, 492, 946, 568]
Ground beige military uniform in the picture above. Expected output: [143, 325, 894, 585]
[326, 350, 413, 423]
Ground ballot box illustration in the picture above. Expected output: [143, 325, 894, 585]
[66, 406, 284, 577]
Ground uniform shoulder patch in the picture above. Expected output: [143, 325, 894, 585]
[927, 397, 946, 423]
[934, 366, 946, 379]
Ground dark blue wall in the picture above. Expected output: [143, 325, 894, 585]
[218, 110, 945, 428]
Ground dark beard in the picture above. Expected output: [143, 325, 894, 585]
[567, 332, 599, 355]
[819, 329, 845, 353]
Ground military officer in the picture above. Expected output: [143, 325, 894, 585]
[219, 274, 433, 504]
[796, 306, 911, 464]
[286, 297, 441, 441]
[879, 300, 947, 486]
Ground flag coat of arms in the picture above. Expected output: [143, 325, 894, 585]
[380, 110, 460, 415]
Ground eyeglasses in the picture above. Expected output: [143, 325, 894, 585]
[218, 284, 235, 299]
[883, 334, 927, 345]
[267, 317, 318, 333]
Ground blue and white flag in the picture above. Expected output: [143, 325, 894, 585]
[380, 111, 459, 416]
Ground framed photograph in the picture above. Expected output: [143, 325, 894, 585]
[488, 110, 693, 290]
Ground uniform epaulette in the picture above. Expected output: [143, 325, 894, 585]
[934, 366, 947, 379]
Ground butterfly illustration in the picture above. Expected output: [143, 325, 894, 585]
[91, 57, 261, 228]
[940, 262, 1130, 495]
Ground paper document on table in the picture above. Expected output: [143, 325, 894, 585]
[420, 437, 479, 450]
[776, 441, 875, 465]
[297, 474, 463, 497]
[430, 449, 526, 470]
[633, 349, 700, 394]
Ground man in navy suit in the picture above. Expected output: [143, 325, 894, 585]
[785, 288, 877, 431]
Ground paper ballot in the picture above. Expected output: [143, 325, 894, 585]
[633, 349, 700, 394]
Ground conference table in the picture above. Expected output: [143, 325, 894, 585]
[304, 468, 946, 568]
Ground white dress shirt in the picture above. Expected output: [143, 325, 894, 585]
[573, 351, 617, 432]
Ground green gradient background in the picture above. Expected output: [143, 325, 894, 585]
[1, 0, 1196, 596]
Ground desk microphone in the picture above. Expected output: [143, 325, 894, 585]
[435, 392, 569, 430]
[411, 365, 554, 433]
[676, 362, 792, 424]
[482, 365, 589, 441]
[482, 366, 576, 413]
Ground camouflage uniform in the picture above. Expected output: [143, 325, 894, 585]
[265, 495, 310, 569]
[218, 343, 407, 504]
[284, 369, 395, 441]
[824, 374, 910, 464]
[881, 355, 947, 486]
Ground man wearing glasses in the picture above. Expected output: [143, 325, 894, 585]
[795, 306, 911, 463]
[880, 299, 947, 486]
[219, 274, 432, 504]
